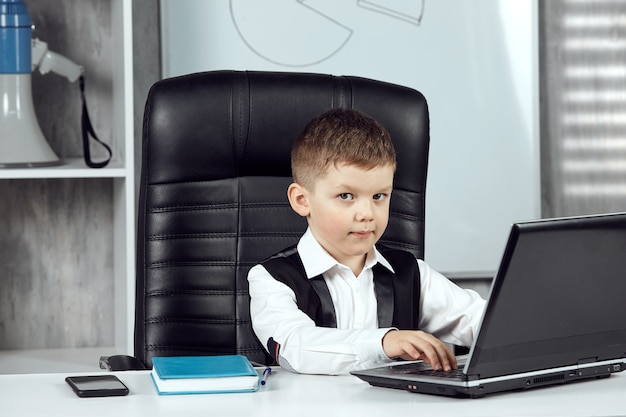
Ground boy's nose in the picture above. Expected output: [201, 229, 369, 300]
[355, 201, 375, 221]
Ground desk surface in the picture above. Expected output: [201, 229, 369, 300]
[2, 368, 625, 417]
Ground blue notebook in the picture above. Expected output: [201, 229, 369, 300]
[150, 355, 260, 395]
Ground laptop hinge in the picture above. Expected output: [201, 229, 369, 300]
[577, 356, 599, 365]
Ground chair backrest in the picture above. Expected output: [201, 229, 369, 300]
[135, 70, 430, 367]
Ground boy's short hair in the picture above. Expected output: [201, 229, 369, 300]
[291, 108, 397, 190]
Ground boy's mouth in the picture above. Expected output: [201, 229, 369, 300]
[352, 230, 373, 238]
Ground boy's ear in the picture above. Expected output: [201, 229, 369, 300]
[287, 182, 310, 217]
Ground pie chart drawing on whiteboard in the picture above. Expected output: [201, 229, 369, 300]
[229, 0, 425, 67]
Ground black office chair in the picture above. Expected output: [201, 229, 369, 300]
[104, 70, 430, 370]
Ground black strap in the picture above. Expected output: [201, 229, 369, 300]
[373, 267, 395, 328]
[308, 276, 337, 328]
[79, 75, 112, 168]
[376, 248, 421, 329]
[262, 246, 337, 327]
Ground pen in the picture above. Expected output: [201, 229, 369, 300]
[261, 367, 272, 385]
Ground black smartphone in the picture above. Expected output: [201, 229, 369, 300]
[65, 375, 129, 398]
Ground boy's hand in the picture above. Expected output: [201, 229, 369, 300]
[382, 329, 457, 371]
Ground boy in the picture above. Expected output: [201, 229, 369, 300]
[247, 108, 485, 375]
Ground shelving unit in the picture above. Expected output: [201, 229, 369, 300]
[102, 0, 135, 357]
[0, 0, 135, 372]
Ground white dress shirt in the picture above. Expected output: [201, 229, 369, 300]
[248, 228, 486, 375]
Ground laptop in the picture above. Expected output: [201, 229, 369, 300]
[351, 212, 626, 398]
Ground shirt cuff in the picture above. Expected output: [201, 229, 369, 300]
[355, 328, 397, 368]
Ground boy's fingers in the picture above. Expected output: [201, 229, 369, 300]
[383, 330, 458, 371]
[433, 342, 456, 371]
[411, 332, 457, 371]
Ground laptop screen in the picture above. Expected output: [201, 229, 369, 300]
[467, 213, 626, 379]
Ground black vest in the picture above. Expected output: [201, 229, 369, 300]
[261, 245, 421, 330]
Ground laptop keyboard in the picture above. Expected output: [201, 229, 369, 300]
[390, 362, 466, 379]
[415, 369, 466, 379]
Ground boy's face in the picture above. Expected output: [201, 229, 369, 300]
[289, 162, 394, 272]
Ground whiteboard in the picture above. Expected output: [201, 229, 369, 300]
[160, 0, 540, 274]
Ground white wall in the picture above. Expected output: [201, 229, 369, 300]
[160, 0, 540, 275]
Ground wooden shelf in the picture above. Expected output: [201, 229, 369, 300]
[0, 158, 129, 179]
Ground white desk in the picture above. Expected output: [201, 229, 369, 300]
[2, 368, 625, 417]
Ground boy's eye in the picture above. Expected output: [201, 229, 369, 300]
[338, 193, 353, 201]
[373, 193, 387, 201]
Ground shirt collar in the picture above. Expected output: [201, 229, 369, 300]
[297, 228, 395, 279]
